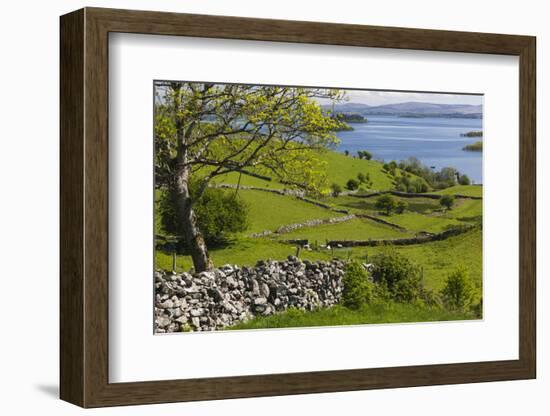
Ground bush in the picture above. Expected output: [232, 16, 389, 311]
[330, 183, 343, 197]
[441, 268, 475, 311]
[159, 186, 249, 247]
[375, 194, 397, 215]
[458, 174, 471, 185]
[395, 200, 408, 214]
[357, 150, 373, 160]
[357, 172, 366, 183]
[346, 178, 360, 190]
[440, 194, 455, 210]
[193, 188, 249, 245]
[342, 261, 374, 309]
[370, 251, 424, 303]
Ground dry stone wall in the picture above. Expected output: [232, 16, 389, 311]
[155, 257, 346, 333]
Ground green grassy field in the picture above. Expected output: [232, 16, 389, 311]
[380, 212, 464, 233]
[354, 227, 482, 294]
[434, 185, 483, 197]
[238, 189, 343, 234]
[211, 171, 285, 189]
[275, 217, 411, 242]
[156, 237, 332, 272]
[321, 151, 395, 190]
[155, 146, 483, 328]
[231, 302, 475, 330]
[442, 199, 483, 222]
[326, 194, 442, 216]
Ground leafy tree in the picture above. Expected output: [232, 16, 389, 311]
[342, 261, 374, 309]
[441, 268, 475, 311]
[346, 178, 360, 191]
[357, 172, 366, 183]
[155, 82, 343, 271]
[440, 194, 455, 210]
[458, 174, 471, 185]
[344, 150, 350, 156]
[330, 183, 343, 197]
[370, 250, 424, 303]
[357, 150, 373, 160]
[375, 194, 397, 215]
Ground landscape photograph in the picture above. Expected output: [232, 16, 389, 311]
[153, 81, 483, 333]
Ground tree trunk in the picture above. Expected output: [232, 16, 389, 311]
[174, 168, 214, 272]
[170, 83, 214, 272]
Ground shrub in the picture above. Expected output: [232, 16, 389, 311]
[357, 150, 373, 160]
[330, 183, 343, 197]
[159, 186, 249, 247]
[458, 174, 471, 185]
[370, 251, 424, 303]
[395, 200, 408, 214]
[375, 194, 397, 215]
[441, 268, 475, 311]
[193, 188, 249, 245]
[342, 261, 374, 309]
[357, 172, 366, 183]
[346, 178, 360, 190]
[440, 194, 455, 210]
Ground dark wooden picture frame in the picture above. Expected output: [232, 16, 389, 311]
[60, 7, 536, 408]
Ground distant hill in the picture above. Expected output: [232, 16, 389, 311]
[323, 101, 482, 118]
[322, 102, 371, 113]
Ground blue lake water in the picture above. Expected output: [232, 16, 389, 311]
[335, 115, 483, 184]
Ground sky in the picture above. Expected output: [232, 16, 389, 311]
[319, 89, 483, 106]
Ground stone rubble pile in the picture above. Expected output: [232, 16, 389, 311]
[155, 256, 346, 333]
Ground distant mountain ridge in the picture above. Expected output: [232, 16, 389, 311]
[322, 101, 483, 118]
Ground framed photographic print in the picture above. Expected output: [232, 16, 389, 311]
[60, 7, 536, 408]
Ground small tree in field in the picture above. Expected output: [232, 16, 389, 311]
[346, 178, 360, 191]
[441, 268, 475, 311]
[330, 183, 343, 197]
[440, 194, 455, 210]
[357, 172, 366, 183]
[375, 194, 397, 215]
[458, 174, 471, 185]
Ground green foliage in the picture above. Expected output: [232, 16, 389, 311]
[458, 174, 471, 185]
[395, 200, 408, 214]
[375, 194, 397, 215]
[346, 178, 360, 190]
[158, 186, 249, 247]
[193, 189, 249, 246]
[342, 261, 374, 309]
[357, 172, 366, 183]
[463, 141, 483, 151]
[440, 194, 456, 210]
[441, 268, 475, 311]
[357, 150, 373, 160]
[331, 182, 343, 197]
[460, 131, 483, 137]
[394, 175, 429, 193]
[370, 250, 424, 303]
[397, 157, 462, 190]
